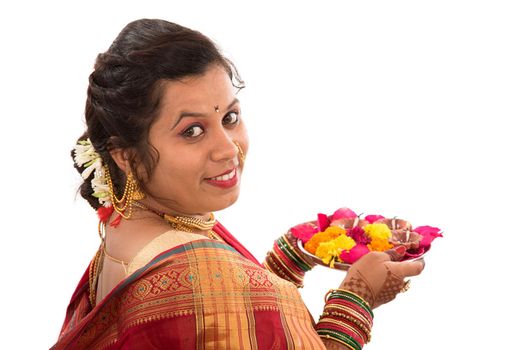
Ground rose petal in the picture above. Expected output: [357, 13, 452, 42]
[404, 246, 426, 259]
[413, 225, 443, 249]
[317, 213, 330, 231]
[365, 214, 385, 224]
[290, 223, 319, 242]
[332, 207, 358, 220]
[340, 244, 370, 264]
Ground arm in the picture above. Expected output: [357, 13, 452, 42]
[263, 231, 316, 288]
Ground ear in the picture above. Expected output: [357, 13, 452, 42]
[109, 148, 130, 173]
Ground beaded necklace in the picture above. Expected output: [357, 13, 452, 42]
[131, 201, 219, 238]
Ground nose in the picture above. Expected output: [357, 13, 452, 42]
[210, 128, 238, 164]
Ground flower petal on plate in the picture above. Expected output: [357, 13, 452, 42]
[413, 225, 443, 249]
[365, 214, 385, 224]
[317, 213, 330, 231]
[340, 244, 370, 264]
[290, 223, 318, 242]
[332, 207, 358, 220]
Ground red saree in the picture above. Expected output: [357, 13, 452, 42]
[52, 223, 325, 349]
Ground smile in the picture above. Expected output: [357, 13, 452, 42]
[208, 168, 236, 181]
[205, 168, 239, 189]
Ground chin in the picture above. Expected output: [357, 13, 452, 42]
[207, 191, 240, 212]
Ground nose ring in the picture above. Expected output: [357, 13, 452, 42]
[233, 141, 245, 165]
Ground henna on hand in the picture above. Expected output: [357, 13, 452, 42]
[340, 270, 376, 308]
[375, 266, 404, 307]
[338, 251, 423, 309]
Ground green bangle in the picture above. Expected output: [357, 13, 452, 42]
[317, 329, 362, 350]
[327, 290, 373, 317]
[280, 235, 314, 270]
[276, 237, 312, 272]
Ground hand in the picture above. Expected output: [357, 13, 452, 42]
[339, 246, 425, 309]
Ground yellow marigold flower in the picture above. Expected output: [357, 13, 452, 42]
[315, 235, 356, 268]
[316, 241, 339, 267]
[367, 237, 393, 252]
[364, 223, 392, 241]
[304, 226, 345, 254]
[332, 234, 356, 251]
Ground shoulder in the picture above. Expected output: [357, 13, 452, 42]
[127, 230, 208, 275]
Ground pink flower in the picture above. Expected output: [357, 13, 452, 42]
[347, 226, 370, 245]
[317, 213, 330, 232]
[340, 244, 370, 264]
[332, 207, 358, 220]
[365, 214, 385, 224]
[413, 225, 443, 249]
[290, 223, 318, 242]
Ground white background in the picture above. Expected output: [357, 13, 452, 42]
[1, 1, 523, 349]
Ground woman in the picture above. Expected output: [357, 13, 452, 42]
[53, 19, 424, 349]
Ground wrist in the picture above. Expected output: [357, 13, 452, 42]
[263, 233, 315, 288]
[316, 288, 374, 349]
[283, 231, 318, 269]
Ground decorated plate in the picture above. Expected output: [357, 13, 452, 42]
[291, 208, 442, 271]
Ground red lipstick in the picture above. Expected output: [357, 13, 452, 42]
[205, 168, 239, 189]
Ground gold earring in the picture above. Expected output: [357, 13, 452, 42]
[214, 105, 220, 113]
[105, 165, 144, 219]
[233, 141, 246, 165]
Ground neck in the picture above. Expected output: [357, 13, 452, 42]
[136, 199, 212, 221]
[131, 201, 215, 234]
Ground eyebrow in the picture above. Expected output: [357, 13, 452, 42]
[171, 98, 240, 130]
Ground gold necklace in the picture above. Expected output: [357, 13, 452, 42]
[131, 202, 219, 239]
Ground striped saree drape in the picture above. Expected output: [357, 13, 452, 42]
[52, 223, 325, 349]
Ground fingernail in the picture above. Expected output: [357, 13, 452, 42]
[414, 257, 425, 268]
[394, 245, 407, 255]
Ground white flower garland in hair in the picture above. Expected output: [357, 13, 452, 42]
[73, 139, 111, 207]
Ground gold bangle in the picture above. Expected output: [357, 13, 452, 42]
[264, 254, 302, 287]
[323, 304, 373, 328]
[325, 288, 372, 310]
[320, 312, 372, 342]
[282, 234, 314, 270]
[270, 249, 305, 281]
[317, 332, 359, 350]
[318, 316, 370, 344]
[265, 252, 304, 287]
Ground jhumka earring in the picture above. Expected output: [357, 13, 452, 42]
[233, 141, 246, 165]
[105, 165, 144, 219]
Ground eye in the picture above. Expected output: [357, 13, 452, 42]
[222, 111, 239, 126]
[181, 124, 204, 138]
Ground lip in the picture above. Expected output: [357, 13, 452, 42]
[204, 167, 239, 189]
[209, 167, 236, 178]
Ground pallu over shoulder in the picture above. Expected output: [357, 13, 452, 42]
[52, 224, 325, 349]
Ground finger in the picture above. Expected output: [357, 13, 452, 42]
[388, 258, 425, 277]
[384, 245, 407, 262]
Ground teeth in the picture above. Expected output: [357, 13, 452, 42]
[210, 168, 235, 181]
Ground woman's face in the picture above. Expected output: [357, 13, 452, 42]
[144, 65, 248, 215]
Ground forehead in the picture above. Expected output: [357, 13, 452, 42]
[159, 65, 235, 112]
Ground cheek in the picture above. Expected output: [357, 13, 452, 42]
[156, 150, 205, 185]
